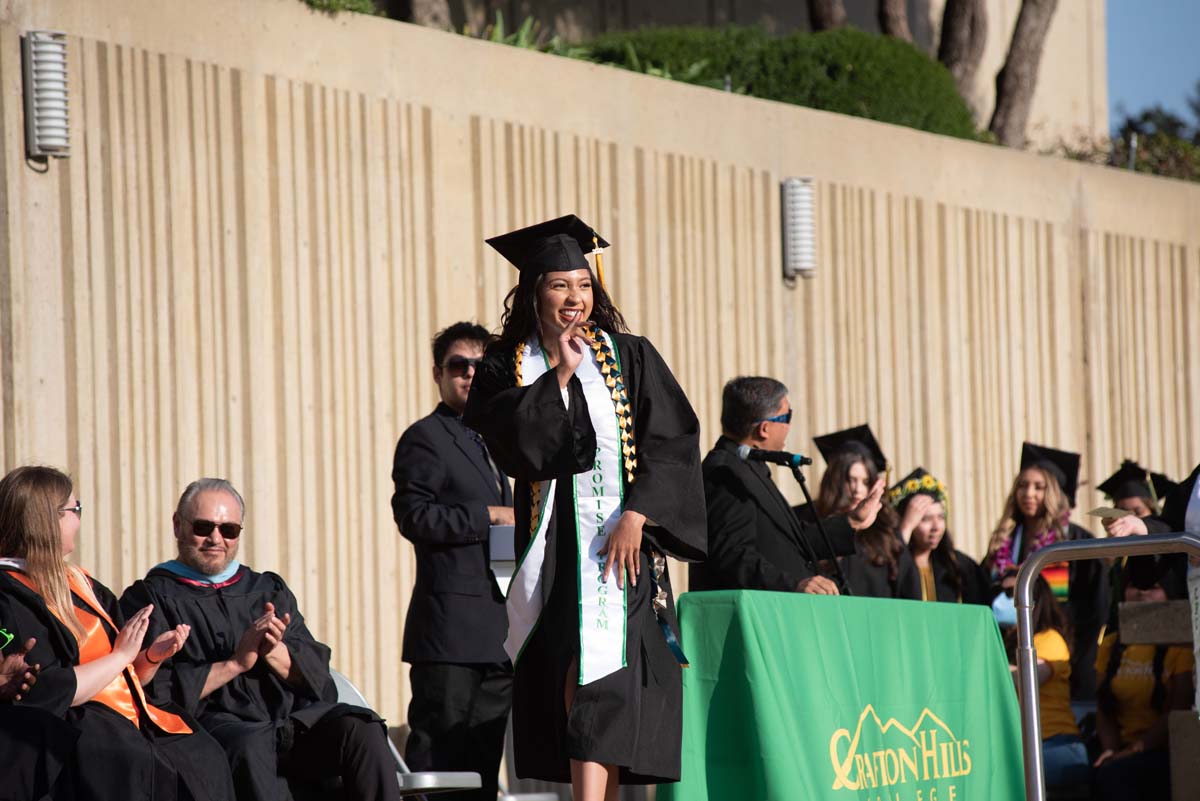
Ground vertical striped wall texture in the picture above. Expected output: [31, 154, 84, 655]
[1, 0, 1198, 725]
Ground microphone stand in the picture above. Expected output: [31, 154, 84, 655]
[790, 464, 852, 596]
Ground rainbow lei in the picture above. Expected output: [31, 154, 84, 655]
[990, 513, 1070, 578]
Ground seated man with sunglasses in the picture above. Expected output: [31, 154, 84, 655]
[120, 478, 400, 801]
[689, 376, 883, 595]
[391, 321, 513, 801]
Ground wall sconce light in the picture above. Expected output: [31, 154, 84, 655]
[780, 177, 815, 282]
[22, 31, 70, 159]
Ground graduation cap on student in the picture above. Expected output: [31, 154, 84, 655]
[1020, 441, 1081, 508]
[813, 424, 887, 474]
[1097, 459, 1176, 504]
[886, 467, 948, 509]
[486, 214, 611, 286]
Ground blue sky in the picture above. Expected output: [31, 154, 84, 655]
[1107, 1, 1200, 131]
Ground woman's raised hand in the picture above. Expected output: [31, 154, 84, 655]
[555, 319, 587, 389]
[114, 605, 154, 663]
[898, 493, 934, 542]
[145, 624, 191, 665]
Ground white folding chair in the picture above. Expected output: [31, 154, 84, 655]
[330, 669, 482, 797]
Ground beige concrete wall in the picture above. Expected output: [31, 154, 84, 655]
[1, 0, 1196, 728]
[461, 0, 1108, 147]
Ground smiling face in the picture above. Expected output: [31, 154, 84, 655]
[174, 489, 242, 576]
[908, 500, 947, 553]
[1015, 467, 1049, 520]
[536, 269, 594, 339]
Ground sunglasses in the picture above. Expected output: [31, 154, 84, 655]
[191, 519, 243, 539]
[60, 500, 83, 518]
[760, 409, 793, 425]
[441, 356, 482, 378]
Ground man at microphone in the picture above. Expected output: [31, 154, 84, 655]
[689, 376, 884, 594]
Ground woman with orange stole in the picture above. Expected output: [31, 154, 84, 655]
[0, 465, 235, 801]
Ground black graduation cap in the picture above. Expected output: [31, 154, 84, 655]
[886, 467, 948, 509]
[1020, 441, 1081, 508]
[485, 214, 609, 278]
[813, 425, 887, 473]
[1097, 459, 1176, 503]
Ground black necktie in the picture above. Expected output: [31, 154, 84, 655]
[468, 428, 504, 496]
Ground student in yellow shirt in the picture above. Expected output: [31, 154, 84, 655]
[1091, 560, 1194, 801]
[1015, 574, 1090, 788]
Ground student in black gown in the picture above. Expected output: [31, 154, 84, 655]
[463, 215, 706, 801]
[119, 478, 399, 801]
[0, 465, 235, 801]
[982, 442, 1107, 699]
[889, 468, 988, 604]
[809, 426, 920, 600]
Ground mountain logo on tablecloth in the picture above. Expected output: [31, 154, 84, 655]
[829, 704, 973, 796]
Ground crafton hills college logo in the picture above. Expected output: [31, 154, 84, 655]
[829, 705, 973, 801]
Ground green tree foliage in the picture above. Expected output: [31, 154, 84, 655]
[583, 26, 980, 140]
[303, 0, 379, 15]
[1049, 83, 1200, 183]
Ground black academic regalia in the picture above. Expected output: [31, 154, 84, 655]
[920, 550, 990, 605]
[463, 332, 707, 785]
[0, 571, 236, 801]
[839, 548, 921, 600]
[690, 437, 857, 593]
[0, 705, 78, 801]
[120, 566, 382, 801]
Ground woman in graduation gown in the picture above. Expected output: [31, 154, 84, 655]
[463, 215, 706, 800]
[809, 426, 920, 599]
[0, 465, 235, 801]
[982, 443, 1107, 699]
[889, 468, 988, 604]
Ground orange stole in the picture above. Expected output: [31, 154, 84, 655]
[6, 569, 191, 735]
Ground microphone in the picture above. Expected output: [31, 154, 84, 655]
[736, 445, 813, 468]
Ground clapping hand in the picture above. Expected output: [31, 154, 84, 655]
[0, 637, 39, 701]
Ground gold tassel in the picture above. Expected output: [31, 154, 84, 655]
[593, 234, 607, 289]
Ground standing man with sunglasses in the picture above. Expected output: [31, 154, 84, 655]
[391, 322, 514, 801]
[120, 478, 401, 801]
[689, 376, 883, 594]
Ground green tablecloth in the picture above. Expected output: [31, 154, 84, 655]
[659, 591, 1023, 801]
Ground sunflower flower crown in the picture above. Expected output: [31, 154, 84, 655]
[887, 470, 949, 511]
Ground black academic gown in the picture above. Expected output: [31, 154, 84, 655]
[920, 550, 990, 604]
[463, 331, 706, 785]
[690, 436, 856, 592]
[120, 566, 380, 801]
[839, 548, 921, 600]
[0, 705, 77, 801]
[0, 570, 235, 801]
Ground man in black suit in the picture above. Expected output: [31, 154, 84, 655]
[392, 322, 514, 801]
[690, 376, 884, 594]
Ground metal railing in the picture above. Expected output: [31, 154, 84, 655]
[1015, 532, 1200, 801]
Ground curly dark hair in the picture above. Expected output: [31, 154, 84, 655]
[494, 268, 627, 351]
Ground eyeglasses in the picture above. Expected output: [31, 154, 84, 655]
[191, 519, 243, 539]
[759, 409, 793, 425]
[60, 500, 83, 518]
[441, 356, 482, 378]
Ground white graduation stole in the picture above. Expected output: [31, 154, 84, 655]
[504, 332, 627, 685]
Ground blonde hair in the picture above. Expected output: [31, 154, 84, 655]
[984, 466, 1070, 567]
[0, 466, 89, 640]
